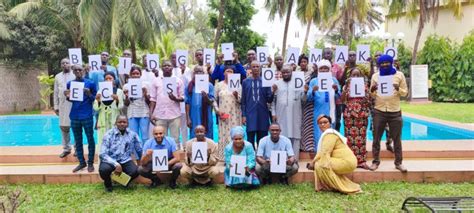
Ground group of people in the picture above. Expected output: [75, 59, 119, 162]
[53, 47, 408, 193]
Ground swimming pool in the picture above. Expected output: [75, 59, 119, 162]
[0, 115, 473, 146]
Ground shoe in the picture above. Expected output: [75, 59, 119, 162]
[395, 164, 408, 173]
[169, 181, 177, 189]
[357, 163, 370, 170]
[72, 164, 86, 173]
[368, 163, 379, 171]
[204, 180, 213, 187]
[386, 143, 394, 153]
[149, 178, 162, 188]
[279, 177, 289, 185]
[105, 186, 113, 192]
[87, 164, 94, 172]
[59, 151, 71, 158]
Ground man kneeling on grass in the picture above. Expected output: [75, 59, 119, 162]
[138, 126, 182, 189]
[181, 125, 219, 186]
[99, 115, 143, 192]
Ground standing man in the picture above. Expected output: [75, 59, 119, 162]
[256, 123, 298, 185]
[181, 125, 219, 186]
[272, 55, 284, 80]
[54, 58, 75, 158]
[211, 53, 246, 83]
[138, 125, 182, 189]
[271, 65, 307, 160]
[149, 60, 184, 146]
[171, 52, 192, 148]
[243, 49, 256, 70]
[99, 115, 142, 192]
[100, 51, 120, 87]
[65, 64, 97, 173]
[369, 55, 408, 172]
[241, 60, 274, 149]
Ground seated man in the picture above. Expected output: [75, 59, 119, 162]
[181, 125, 219, 186]
[256, 123, 299, 185]
[99, 115, 143, 192]
[138, 126, 182, 189]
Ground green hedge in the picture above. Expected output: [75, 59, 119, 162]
[418, 32, 474, 102]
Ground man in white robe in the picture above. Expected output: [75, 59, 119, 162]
[54, 58, 75, 158]
[271, 65, 307, 160]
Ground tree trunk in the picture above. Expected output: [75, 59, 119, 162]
[302, 19, 312, 50]
[130, 39, 137, 64]
[282, 0, 294, 57]
[47, 62, 54, 109]
[214, 0, 226, 53]
[412, 2, 425, 65]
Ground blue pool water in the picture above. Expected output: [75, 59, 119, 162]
[0, 115, 473, 146]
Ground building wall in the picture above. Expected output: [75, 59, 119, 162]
[0, 64, 43, 114]
[386, 4, 474, 49]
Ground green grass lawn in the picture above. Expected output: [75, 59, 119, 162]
[3, 182, 473, 212]
[401, 102, 474, 123]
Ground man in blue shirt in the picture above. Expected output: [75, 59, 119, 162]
[211, 53, 246, 83]
[138, 125, 183, 189]
[99, 115, 143, 192]
[66, 64, 97, 173]
[256, 123, 299, 185]
[88, 51, 120, 89]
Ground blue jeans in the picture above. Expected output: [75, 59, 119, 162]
[71, 117, 95, 165]
[128, 117, 149, 159]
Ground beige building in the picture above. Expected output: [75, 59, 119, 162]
[385, 2, 474, 49]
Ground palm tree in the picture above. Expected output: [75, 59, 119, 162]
[264, 0, 295, 56]
[78, 0, 171, 63]
[296, 0, 321, 50]
[386, 0, 464, 64]
[319, 0, 383, 47]
[155, 31, 187, 61]
[213, 0, 225, 52]
[8, 0, 82, 47]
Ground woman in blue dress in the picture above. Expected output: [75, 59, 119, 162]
[224, 126, 260, 189]
[307, 60, 341, 151]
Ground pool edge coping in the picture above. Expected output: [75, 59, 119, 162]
[403, 112, 474, 132]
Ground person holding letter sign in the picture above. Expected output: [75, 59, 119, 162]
[181, 125, 219, 185]
[307, 115, 361, 194]
[369, 55, 408, 172]
[185, 66, 215, 139]
[124, 67, 151, 145]
[54, 58, 76, 158]
[341, 68, 371, 170]
[99, 115, 143, 192]
[224, 126, 260, 189]
[149, 60, 185, 145]
[307, 60, 341, 150]
[256, 123, 298, 185]
[138, 126, 182, 189]
[94, 72, 124, 145]
[65, 64, 97, 173]
[241, 61, 275, 149]
[212, 53, 246, 83]
[214, 66, 243, 160]
[271, 65, 308, 160]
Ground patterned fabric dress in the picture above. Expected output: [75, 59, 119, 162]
[342, 82, 371, 165]
[215, 81, 242, 161]
[299, 67, 315, 152]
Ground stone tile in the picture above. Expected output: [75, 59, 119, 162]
[45, 175, 81, 184]
[7, 175, 44, 184]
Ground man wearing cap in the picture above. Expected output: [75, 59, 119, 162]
[369, 55, 408, 173]
[65, 64, 97, 173]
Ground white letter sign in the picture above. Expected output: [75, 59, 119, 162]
[270, 151, 287, 173]
[195, 74, 209, 94]
[203, 48, 216, 68]
[88, 55, 101, 72]
[378, 75, 394, 96]
[262, 68, 276, 87]
[191, 142, 208, 164]
[118, 57, 132, 75]
[221, 43, 234, 61]
[228, 74, 241, 92]
[70, 81, 84, 101]
[152, 149, 169, 171]
[384, 46, 398, 60]
[147, 54, 159, 70]
[335, 46, 348, 64]
[318, 72, 333, 92]
[285, 47, 300, 65]
[69, 48, 82, 65]
[230, 155, 246, 178]
[176, 49, 188, 66]
[162, 77, 177, 96]
[256, 46, 269, 65]
[349, 77, 365, 97]
[292, 71, 305, 91]
[309, 48, 322, 64]
[356, 45, 370, 64]
[128, 79, 143, 98]
[99, 81, 113, 101]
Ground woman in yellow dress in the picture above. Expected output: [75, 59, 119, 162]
[307, 114, 362, 194]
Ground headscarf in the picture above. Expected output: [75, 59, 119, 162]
[316, 59, 331, 71]
[377, 54, 396, 76]
[230, 126, 246, 139]
[316, 60, 336, 122]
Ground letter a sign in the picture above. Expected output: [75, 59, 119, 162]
[192, 142, 208, 164]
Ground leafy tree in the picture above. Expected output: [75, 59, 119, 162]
[209, 0, 265, 63]
[264, 0, 294, 56]
[451, 31, 474, 102]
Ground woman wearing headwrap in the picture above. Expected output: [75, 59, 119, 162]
[94, 71, 124, 145]
[307, 60, 341, 151]
[214, 66, 242, 160]
[224, 126, 260, 189]
[369, 54, 408, 173]
[307, 115, 361, 194]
